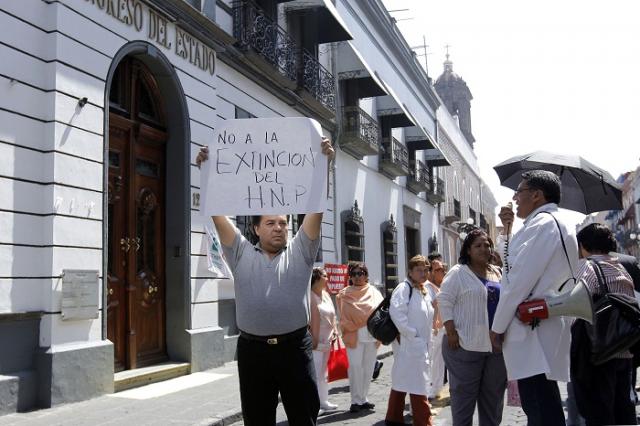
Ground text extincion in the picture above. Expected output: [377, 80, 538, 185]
[201, 117, 328, 216]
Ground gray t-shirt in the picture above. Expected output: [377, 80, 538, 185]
[222, 228, 320, 336]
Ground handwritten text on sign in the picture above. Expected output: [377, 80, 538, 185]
[325, 263, 349, 295]
[201, 117, 328, 216]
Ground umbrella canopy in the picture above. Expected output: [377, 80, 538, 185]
[493, 151, 622, 214]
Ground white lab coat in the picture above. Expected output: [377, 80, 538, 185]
[389, 280, 435, 395]
[492, 203, 579, 381]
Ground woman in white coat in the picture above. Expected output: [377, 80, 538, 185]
[384, 255, 435, 426]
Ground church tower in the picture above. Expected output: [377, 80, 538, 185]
[434, 52, 475, 146]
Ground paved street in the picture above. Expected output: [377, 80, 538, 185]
[229, 353, 530, 426]
[0, 348, 637, 426]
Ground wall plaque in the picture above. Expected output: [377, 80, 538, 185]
[61, 269, 100, 321]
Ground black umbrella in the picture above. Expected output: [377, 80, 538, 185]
[493, 151, 622, 214]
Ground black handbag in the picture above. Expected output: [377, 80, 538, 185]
[587, 260, 640, 365]
[367, 283, 412, 345]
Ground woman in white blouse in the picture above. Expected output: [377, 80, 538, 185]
[309, 267, 339, 413]
[437, 229, 507, 426]
[385, 255, 435, 426]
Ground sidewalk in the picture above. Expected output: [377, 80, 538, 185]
[2, 346, 638, 426]
[0, 346, 394, 426]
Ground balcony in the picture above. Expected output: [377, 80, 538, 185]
[380, 137, 409, 178]
[407, 159, 430, 194]
[233, 0, 298, 88]
[442, 198, 461, 224]
[299, 49, 336, 114]
[426, 176, 445, 205]
[617, 204, 635, 226]
[340, 106, 380, 160]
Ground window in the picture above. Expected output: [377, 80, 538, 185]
[382, 215, 398, 295]
[341, 201, 365, 263]
[235, 106, 255, 119]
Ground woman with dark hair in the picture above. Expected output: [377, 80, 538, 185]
[309, 267, 339, 414]
[337, 262, 383, 413]
[571, 223, 637, 426]
[437, 229, 507, 426]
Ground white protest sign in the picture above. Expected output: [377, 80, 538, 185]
[201, 117, 328, 216]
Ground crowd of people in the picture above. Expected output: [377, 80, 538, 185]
[198, 140, 639, 426]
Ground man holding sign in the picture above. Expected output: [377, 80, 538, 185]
[196, 117, 334, 426]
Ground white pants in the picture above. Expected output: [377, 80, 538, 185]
[428, 330, 445, 397]
[312, 350, 330, 406]
[347, 341, 377, 404]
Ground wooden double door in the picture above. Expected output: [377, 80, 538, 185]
[107, 58, 167, 371]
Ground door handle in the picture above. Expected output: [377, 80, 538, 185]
[108, 288, 114, 296]
[120, 238, 130, 252]
[134, 237, 141, 252]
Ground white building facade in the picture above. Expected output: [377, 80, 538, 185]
[0, 0, 495, 413]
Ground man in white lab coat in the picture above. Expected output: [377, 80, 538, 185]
[491, 170, 579, 426]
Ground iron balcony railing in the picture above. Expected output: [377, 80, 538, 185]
[408, 159, 430, 193]
[341, 106, 380, 153]
[425, 175, 446, 205]
[233, 0, 298, 82]
[300, 49, 336, 112]
[380, 137, 409, 177]
[434, 177, 445, 198]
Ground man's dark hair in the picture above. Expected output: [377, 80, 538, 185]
[428, 252, 442, 262]
[577, 223, 617, 254]
[251, 215, 290, 230]
[521, 170, 561, 204]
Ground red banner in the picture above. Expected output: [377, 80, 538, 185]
[324, 263, 349, 295]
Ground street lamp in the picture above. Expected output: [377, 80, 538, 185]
[458, 217, 476, 241]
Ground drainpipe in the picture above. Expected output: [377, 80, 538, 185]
[330, 43, 341, 261]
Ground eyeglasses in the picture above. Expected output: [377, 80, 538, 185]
[350, 271, 367, 277]
[514, 187, 535, 196]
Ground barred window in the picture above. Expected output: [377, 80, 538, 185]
[382, 215, 398, 295]
[342, 201, 364, 264]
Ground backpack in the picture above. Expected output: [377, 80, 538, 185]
[586, 260, 640, 365]
[366, 281, 412, 345]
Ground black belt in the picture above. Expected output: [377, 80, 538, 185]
[239, 326, 308, 345]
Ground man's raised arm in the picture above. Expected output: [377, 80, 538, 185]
[196, 146, 238, 247]
[212, 216, 237, 247]
[300, 137, 334, 240]
[301, 213, 323, 240]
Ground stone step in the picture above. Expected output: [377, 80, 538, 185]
[114, 362, 190, 392]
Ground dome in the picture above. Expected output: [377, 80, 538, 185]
[435, 56, 463, 85]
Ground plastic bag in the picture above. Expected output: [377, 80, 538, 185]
[205, 223, 232, 278]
